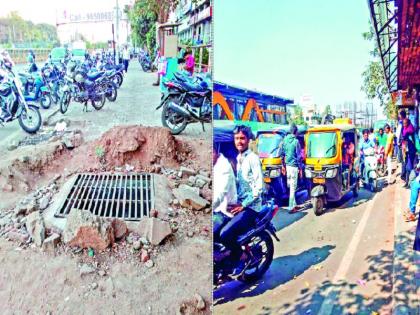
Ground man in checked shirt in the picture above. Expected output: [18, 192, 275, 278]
[219, 125, 264, 273]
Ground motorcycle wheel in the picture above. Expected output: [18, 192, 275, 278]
[114, 73, 123, 88]
[312, 196, 324, 216]
[240, 231, 274, 283]
[106, 83, 118, 102]
[60, 91, 71, 114]
[352, 180, 359, 197]
[370, 179, 378, 192]
[377, 164, 386, 177]
[91, 94, 106, 110]
[161, 101, 187, 135]
[18, 105, 42, 134]
[40, 94, 52, 109]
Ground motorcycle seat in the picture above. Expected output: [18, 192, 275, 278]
[87, 71, 104, 81]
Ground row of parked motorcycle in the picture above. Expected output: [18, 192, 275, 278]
[0, 51, 125, 134]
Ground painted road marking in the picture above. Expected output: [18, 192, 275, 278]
[318, 192, 379, 315]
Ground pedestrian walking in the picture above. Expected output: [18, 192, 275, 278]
[384, 124, 395, 185]
[405, 161, 420, 222]
[122, 46, 130, 73]
[402, 118, 416, 188]
[279, 124, 304, 213]
[396, 110, 406, 169]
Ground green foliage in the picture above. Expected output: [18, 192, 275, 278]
[361, 25, 396, 119]
[95, 146, 105, 159]
[0, 12, 59, 48]
[128, 1, 159, 53]
[288, 105, 306, 126]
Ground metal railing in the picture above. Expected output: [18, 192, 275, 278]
[6, 48, 50, 64]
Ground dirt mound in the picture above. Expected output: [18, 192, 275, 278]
[92, 125, 187, 170]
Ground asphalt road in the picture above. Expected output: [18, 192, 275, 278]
[213, 165, 419, 315]
[0, 60, 208, 150]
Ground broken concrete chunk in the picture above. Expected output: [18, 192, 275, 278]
[7, 231, 29, 243]
[42, 233, 61, 253]
[25, 211, 46, 246]
[172, 186, 209, 210]
[129, 218, 172, 246]
[38, 196, 50, 211]
[180, 166, 196, 177]
[110, 218, 128, 240]
[63, 209, 114, 251]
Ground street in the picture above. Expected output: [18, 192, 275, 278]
[214, 164, 420, 315]
[0, 60, 207, 152]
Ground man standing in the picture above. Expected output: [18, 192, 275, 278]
[279, 124, 303, 213]
[122, 45, 130, 73]
[402, 118, 416, 188]
[213, 144, 237, 241]
[219, 125, 264, 271]
[384, 124, 395, 185]
[376, 128, 387, 150]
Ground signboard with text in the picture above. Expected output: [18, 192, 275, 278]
[56, 10, 126, 25]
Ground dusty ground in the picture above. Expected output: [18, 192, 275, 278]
[0, 63, 212, 314]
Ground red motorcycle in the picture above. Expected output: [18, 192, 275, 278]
[375, 146, 386, 177]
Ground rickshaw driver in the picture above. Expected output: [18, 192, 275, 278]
[219, 125, 264, 274]
[359, 129, 376, 180]
[342, 135, 355, 189]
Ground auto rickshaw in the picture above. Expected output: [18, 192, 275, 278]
[256, 125, 308, 203]
[305, 122, 359, 215]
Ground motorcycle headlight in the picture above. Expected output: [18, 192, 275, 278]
[326, 168, 338, 178]
[269, 169, 281, 178]
[305, 168, 313, 178]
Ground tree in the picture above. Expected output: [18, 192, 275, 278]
[361, 25, 397, 119]
[288, 105, 306, 126]
[322, 105, 332, 117]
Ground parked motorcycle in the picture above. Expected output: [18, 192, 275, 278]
[156, 71, 211, 135]
[213, 200, 279, 284]
[59, 60, 106, 114]
[139, 51, 153, 72]
[0, 64, 42, 133]
[361, 147, 379, 192]
[18, 71, 52, 109]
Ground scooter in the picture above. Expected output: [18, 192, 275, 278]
[213, 199, 279, 285]
[361, 147, 379, 192]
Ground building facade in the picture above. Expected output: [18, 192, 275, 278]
[176, 0, 212, 45]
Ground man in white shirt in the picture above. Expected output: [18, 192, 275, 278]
[213, 145, 237, 241]
[219, 125, 264, 269]
[122, 45, 130, 73]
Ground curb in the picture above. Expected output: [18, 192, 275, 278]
[392, 164, 420, 315]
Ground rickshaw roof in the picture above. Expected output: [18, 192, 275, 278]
[214, 120, 291, 142]
[308, 124, 357, 133]
[256, 124, 307, 136]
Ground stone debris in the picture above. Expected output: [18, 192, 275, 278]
[140, 249, 149, 262]
[131, 218, 172, 246]
[63, 209, 115, 251]
[133, 240, 142, 250]
[25, 211, 46, 247]
[172, 186, 209, 211]
[79, 263, 96, 276]
[194, 293, 206, 310]
[42, 233, 61, 253]
[38, 196, 50, 211]
[145, 259, 154, 268]
[179, 166, 196, 177]
[6, 231, 29, 243]
[110, 218, 128, 240]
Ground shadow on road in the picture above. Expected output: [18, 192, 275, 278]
[213, 244, 336, 306]
[261, 232, 418, 315]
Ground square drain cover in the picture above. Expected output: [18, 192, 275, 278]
[55, 173, 155, 221]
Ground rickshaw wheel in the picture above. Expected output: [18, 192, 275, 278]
[312, 197, 324, 216]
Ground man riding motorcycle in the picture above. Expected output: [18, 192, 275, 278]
[218, 125, 264, 275]
[359, 128, 376, 180]
[0, 50, 14, 121]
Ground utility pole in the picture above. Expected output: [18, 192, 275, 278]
[115, 0, 120, 64]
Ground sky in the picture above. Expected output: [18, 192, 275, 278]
[214, 0, 379, 114]
[1, 0, 133, 25]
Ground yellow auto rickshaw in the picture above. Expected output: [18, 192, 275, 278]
[256, 125, 308, 203]
[304, 122, 359, 215]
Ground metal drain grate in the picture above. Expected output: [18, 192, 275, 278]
[55, 173, 155, 220]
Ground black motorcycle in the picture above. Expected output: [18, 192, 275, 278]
[139, 52, 152, 72]
[213, 200, 279, 284]
[156, 72, 211, 135]
[0, 66, 42, 133]
[59, 61, 106, 114]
